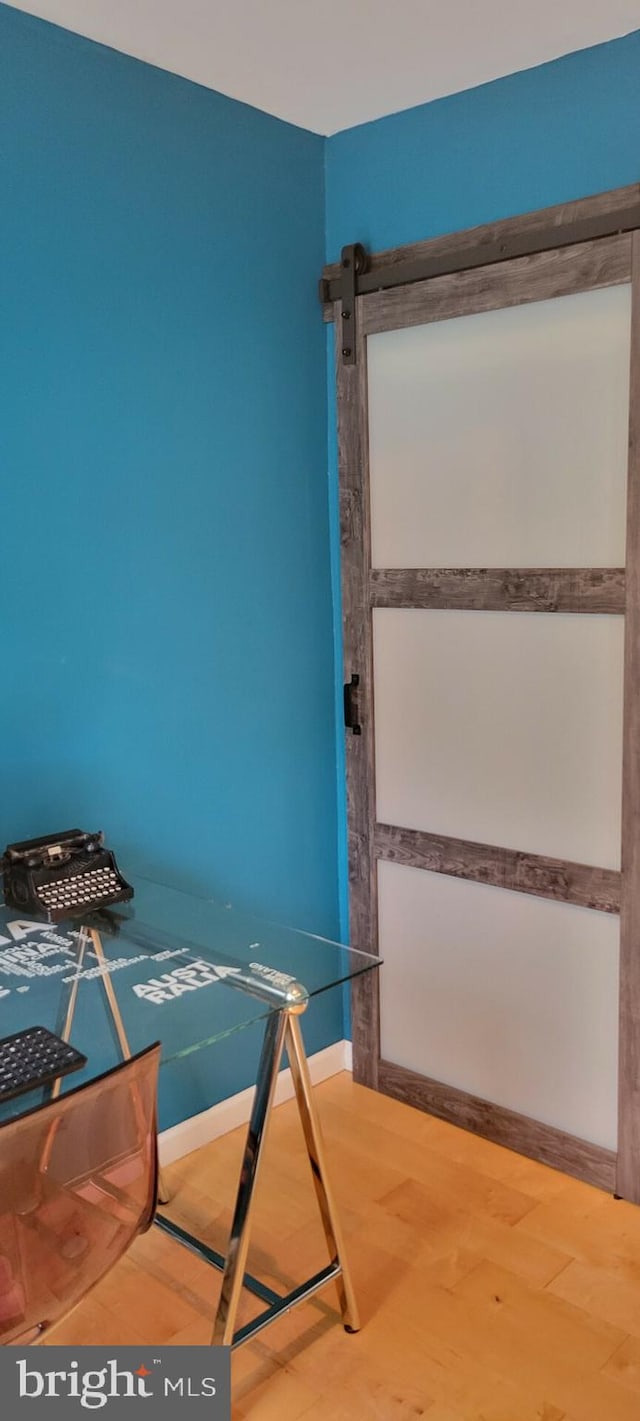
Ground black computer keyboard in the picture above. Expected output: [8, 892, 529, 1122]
[0, 1026, 87, 1103]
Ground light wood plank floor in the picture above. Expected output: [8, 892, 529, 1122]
[45, 1073, 640, 1420]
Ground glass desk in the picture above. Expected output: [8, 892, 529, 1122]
[0, 876, 381, 1348]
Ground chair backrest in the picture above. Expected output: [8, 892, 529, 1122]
[0, 1042, 160, 1344]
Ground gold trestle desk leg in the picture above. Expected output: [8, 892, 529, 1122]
[51, 925, 90, 1101]
[211, 998, 360, 1346]
[212, 1009, 289, 1346]
[87, 928, 171, 1206]
[44, 922, 171, 1202]
[40, 926, 92, 1175]
[285, 1010, 360, 1333]
[88, 927, 132, 1060]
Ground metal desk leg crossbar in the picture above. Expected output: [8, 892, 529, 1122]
[156, 999, 360, 1349]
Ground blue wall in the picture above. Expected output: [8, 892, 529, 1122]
[0, 3, 341, 1128]
[2, 8, 639, 1097]
[325, 29, 640, 981]
[326, 29, 640, 260]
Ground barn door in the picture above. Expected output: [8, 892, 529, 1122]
[330, 188, 640, 1198]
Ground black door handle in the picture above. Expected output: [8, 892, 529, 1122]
[343, 674, 361, 735]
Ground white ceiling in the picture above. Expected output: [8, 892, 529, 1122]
[4, 0, 640, 134]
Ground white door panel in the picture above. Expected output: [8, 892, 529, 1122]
[378, 860, 619, 1149]
[368, 285, 631, 570]
[373, 607, 624, 868]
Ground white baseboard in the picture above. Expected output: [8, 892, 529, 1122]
[159, 1037, 352, 1167]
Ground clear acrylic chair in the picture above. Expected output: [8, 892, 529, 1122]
[0, 1041, 160, 1344]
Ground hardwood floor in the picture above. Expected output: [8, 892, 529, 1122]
[45, 1072, 640, 1420]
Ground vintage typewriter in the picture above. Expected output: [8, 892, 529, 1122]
[1, 829, 134, 922]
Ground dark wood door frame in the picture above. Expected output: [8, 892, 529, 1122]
[326, 186, 640, 1200]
